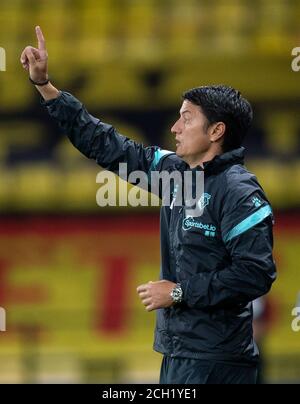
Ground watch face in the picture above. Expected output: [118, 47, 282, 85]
[173, 290, 180, 298]
[171, 285, 182, 303]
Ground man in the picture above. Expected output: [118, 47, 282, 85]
[21, 27, 276, 384]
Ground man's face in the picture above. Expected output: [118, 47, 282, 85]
[171, 100, 211, 163]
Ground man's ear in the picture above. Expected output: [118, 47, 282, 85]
[209, 122, 226, 143]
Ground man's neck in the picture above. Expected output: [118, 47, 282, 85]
[186, 146, 223, 169]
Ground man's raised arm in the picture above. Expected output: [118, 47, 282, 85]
[20, 27, 174, 178]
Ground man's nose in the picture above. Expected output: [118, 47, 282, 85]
[171, 120, 181, 135]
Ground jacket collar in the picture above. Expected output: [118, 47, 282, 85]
[174, 147, 245, 175]
[202, 147, 245, 174]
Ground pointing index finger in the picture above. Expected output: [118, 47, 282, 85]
[35, 26, 46, 50]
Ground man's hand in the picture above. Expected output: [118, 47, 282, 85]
[137, 280, 176, 312]
[20, 26, 59, 101]
[20, 26, 48, 83]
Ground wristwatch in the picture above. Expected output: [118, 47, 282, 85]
[170, 283, 183, 304]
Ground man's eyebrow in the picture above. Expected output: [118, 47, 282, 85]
[180, 110, 192, 116]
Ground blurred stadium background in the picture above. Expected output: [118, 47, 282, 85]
[0, 0, 299, 383]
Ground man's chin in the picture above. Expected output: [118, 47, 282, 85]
[175, 148, 184, 158]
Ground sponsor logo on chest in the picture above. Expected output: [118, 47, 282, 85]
[182, 217, 216, 237]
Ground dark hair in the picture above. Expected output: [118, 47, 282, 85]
[182, 85, 253, 152]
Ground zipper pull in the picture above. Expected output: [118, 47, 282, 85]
[170, 184, 179, 210]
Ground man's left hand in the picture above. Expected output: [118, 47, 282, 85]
[137, 280, 176, 311]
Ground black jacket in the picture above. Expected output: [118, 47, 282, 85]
[43, 92, 276, 364]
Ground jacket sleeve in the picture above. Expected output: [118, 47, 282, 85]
[181, 175, 277, 309]
[42, 91, 172, 177]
